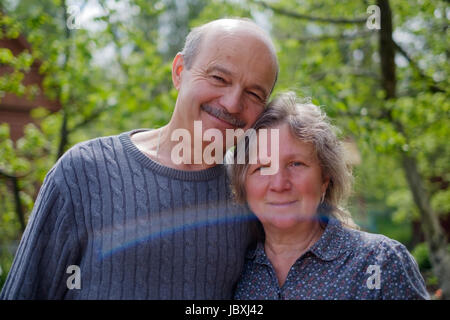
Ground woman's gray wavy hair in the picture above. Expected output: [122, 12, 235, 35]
[229, 91, 358, 229]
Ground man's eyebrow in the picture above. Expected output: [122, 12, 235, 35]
[206, 65, 234, 76]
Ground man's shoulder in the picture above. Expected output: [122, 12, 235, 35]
[59, 132, 128, 165]
[49, 132, 129, 184]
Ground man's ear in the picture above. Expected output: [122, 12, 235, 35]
[172, 53, 184, 90]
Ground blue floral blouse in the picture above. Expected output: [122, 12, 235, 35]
[234, 218, 430, 300]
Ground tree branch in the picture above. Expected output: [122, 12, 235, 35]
[393, 41, 445, 93]
[98, 0, 129, 75]
[56, 0, 73, 160]
[0, 168, 28, 179]
[0, 168, 26, 231]
[282, 29, 376, 42]
[258, 1, 367, 24]
[70, 105, 112, 132]
[0, 168, 16, 179]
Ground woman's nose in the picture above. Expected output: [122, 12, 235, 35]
[269, 169, 291, 192]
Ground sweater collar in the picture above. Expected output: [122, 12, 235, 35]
[119, 129, 226, 181]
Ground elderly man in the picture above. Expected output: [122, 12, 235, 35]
[0, 18, 278, 299]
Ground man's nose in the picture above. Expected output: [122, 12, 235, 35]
[269, 168, 291, 192]
[219, 86, 243, 114]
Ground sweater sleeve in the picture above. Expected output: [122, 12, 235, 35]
[0, 164, 80, 300]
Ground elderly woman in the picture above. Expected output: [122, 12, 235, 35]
[230, 92, 429, 300]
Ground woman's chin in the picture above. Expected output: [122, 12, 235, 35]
[260, 215, 311, 231]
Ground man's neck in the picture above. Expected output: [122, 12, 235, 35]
[130, 125, 221, 171]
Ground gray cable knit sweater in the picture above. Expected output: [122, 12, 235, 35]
[0, 130, 255, 299]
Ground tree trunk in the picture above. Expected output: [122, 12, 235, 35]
[56, 1, 72, 160]
[0, 170, 26, 232]
[11, 175, 25, 232]
[401, 154, 450, 298]
[56, 109, 68, 160]
[378, 0, 450, 299]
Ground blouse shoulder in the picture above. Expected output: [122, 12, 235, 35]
[342, 227, 430, 299]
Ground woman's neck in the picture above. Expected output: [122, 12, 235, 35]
[263, 220, 324, 288]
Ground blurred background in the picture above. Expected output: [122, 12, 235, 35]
[0, 0, 448, 299]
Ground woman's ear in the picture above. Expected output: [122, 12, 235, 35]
[172, 53, 184, 90]
[321, 176, 330, 195]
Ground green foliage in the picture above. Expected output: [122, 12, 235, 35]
[411, 242, 450, 288]
[412, 242, 432, 271]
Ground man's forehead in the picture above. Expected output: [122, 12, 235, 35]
[205, 19, 266, 34]
[204, 23, 272, 48]
[199, 30, 277, 72]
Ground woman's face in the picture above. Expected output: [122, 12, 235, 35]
[244, 123, 329, 230]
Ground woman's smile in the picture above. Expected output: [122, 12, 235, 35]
[267, 200, 298, 207]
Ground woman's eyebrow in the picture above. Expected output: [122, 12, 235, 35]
[284, 152, 315, 162]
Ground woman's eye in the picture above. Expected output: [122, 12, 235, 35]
[251, 166, 265, 174]
[290, 161, 304, 167]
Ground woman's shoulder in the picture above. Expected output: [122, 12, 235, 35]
[330, 221, 429, 299]
[339, 224, 415, 265]
[338, 223, 430, 299]
[319, 218, 397, 258]
[342, 225, 399, 253]
[340, 224, 409, 256]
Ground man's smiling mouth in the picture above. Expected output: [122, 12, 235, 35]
[201, 104, 246, 128]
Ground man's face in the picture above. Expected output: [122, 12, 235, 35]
[172, 28, 277, 144]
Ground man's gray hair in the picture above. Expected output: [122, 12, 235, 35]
[229, 91, 358, 229]
[180, 23, 207, 69]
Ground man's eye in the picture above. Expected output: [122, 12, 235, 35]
[247, 91, 262, 101]
[212, 75, 225, 82]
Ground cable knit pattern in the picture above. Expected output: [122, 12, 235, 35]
[79, 142, 105, 299]
[0, 129, 255, 300]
